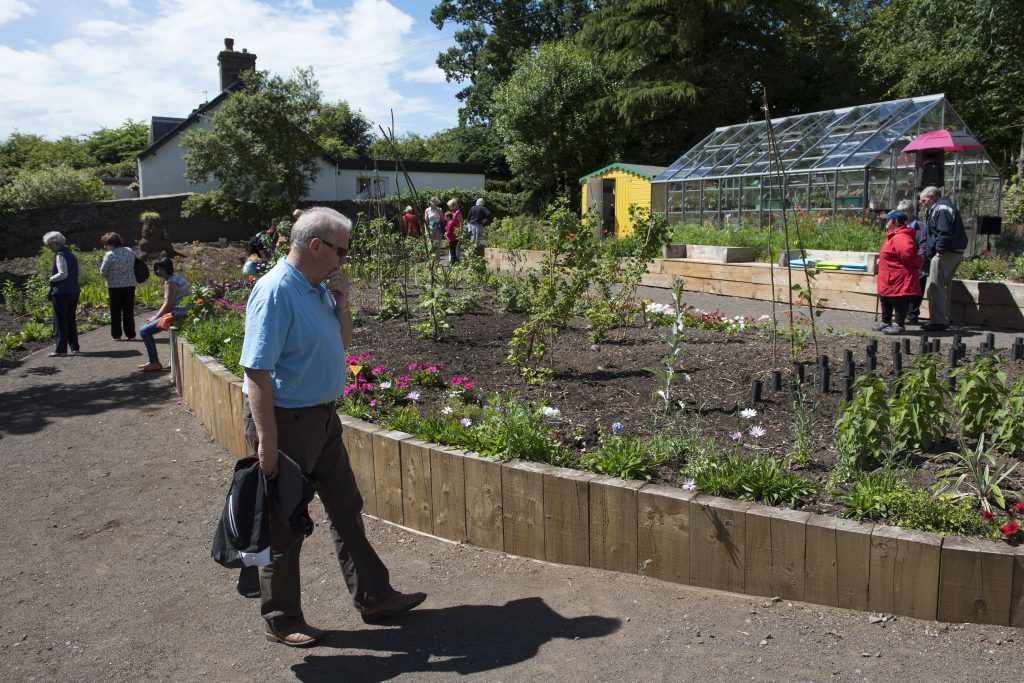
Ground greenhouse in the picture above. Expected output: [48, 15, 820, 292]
[651, 94, 1002, 227]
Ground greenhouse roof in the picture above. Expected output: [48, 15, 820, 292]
[653, 94, 990, 183]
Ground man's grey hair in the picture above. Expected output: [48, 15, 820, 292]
[475, 197, 485, 206]
[896, 199, 915, 212]
[921, 186, 942, 199]
[290, 207, 351, 252]
[43, 231, 66, 246]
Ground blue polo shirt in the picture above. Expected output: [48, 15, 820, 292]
[240, 259, 345, 408]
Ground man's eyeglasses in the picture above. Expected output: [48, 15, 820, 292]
[317, 237, 348, 258]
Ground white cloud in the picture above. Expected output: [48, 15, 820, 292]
[0, 0, 459, 138]
[75, 20, 132, 38]
[403, 65, 447, 84]
[101, 0, 132, 7]
[0, 0, 34, 26]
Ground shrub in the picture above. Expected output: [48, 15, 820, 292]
[950, 354, 1007, 439]
[682, 449, 816, 508]
[835, 374, 891, 477]
[888, 354, 948, 451]
[0, 164, 109, 214]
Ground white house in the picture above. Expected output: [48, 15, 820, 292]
[137, 39, 484, 200]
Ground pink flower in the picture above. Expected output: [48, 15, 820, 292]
[396, 381, 408, 389]
[450, 377, 465, 386]
[463, 382, 474, 390]
[358, 352, 371, 360]
[426, 365, 439, 373]
[371, 365, 387, 375]
[409, 362, 418, 371]
[369, 399, 377, 407]
[399, 375, 411, 383]
[346, 356, 358, 364]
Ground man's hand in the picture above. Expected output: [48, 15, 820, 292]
[327, 268, 350, 296]
[258, 441, 278, 479]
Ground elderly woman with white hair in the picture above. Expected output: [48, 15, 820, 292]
[43, 231, 81, 357]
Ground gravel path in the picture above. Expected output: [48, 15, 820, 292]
[1, 312, 1023, 682]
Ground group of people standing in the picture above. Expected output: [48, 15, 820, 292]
[42, 230, 190, 371]
[874, 185, 967, 335]
[406, 196, 492, 264]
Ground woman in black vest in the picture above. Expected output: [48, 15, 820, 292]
[44, 231, 81, 357]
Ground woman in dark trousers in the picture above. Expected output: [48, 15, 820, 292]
[99, 232, 138, 341]
[872, 210, 923, 335]
[44, 231, 80, 357]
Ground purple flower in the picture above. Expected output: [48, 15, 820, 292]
[460, 418, 472, 427]
[681, 478, 698, 492]
[611, 422, 624, 436]
[729, 431, 743, 441]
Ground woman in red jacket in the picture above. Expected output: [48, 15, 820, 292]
[872, 209, 924, 335]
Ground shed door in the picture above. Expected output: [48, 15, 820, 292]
[586, 178, 603, 236]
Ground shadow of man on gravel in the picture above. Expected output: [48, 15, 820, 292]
[291, 597, 620, 682]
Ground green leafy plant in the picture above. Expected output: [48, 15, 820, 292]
[841, 471, 990, 536]
[580, 436, 666, 481]
[951, 354, 1007, 439]
[992, 375, 1024, 456]
[933, 436, 1018, 513]
[18, 320, 50, 342]
[834, 374, 891, 478]
[377, 284, 404, 320]
[788, 387, 814, 468]
[684, 450, 815, 508]
[495, 274, 530, 313]
[887, 354, 948, 451]
[645, 278, 687, 414]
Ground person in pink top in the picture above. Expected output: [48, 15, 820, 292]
[444, 210, 459, 264]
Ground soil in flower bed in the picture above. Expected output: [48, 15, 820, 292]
[350, 286, 1024, 520]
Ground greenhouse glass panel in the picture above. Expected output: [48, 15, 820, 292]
[667, 182, 683, 215]
[653, 95, 1000, 228]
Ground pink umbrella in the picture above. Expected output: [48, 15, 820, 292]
[901, 129, 984, 153]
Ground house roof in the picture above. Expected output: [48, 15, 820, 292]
[331, 158, 486, 175]
[579, 163, 667, 183]
[136, 86, 236, 161]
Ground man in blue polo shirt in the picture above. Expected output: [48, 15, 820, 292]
[241, 207, 425, 647]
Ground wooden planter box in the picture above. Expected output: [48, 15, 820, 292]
[179, 326, 1024, 628]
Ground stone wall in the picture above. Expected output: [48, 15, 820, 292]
[0, 194, 249, 259]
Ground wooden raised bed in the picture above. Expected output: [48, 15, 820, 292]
[484, 248, 1024, 330]
[173, 340, 1024, 626]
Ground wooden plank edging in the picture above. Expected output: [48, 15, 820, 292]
[176, 341, 1024, 627]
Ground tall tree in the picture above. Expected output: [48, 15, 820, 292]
[368, 132, 432, 162]
[493, 40, 616, 205]
[431, 0, 595, 125]
[859, 0, 1024, 171]
[181, 68, 324, 220]
[83, 120, 148, 166]
[316, 102, 374, 158]
[577, 0, 869, 163]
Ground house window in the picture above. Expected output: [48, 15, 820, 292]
[356, 176, 387, 199]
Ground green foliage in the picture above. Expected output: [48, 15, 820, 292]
[683, 449, 816, 509]
[956, 255, 1012, 282]
[315, 101, 373, 158]
[951, 354, 1007, 439]
[580, 436, 666, 481]
[18, 320, 49, 342]
[933, 436, 1018, 513]
[181, 68, 325, 219]
[0, 164, 108, 213]
[494, 274, 530, 313]
[835, 374, 891, 477]
[377, 284, 404, 320]
[841, 471, 990, 537]
[992, 375, 1024, 457]
[489, 215, 548, 251]
[179, 311, 246, 377]
[81, 120, 148, 166]
[493, 41, 616, 205]
[414, 281, 453, 340]
[392, 188, 528, 222]
[368, 132, 432, 163]
[507, 203, 597, 381]
[646, 278, 687, 414]
[788, 388, 813, 468]
[860, 0, 1024, 173]
[888, 354, 948, 451]
[666, 216, 883, 262]
[472, 398, 572, 466]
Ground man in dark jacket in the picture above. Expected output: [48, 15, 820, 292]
[466, 197, 493, 246]
[919, 186, 967, 331]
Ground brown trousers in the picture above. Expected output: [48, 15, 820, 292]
[243, 402, 391, 622]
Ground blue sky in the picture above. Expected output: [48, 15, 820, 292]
[0, 0, 466, 139]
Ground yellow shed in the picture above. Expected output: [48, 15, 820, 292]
[580, 162, 666, 238]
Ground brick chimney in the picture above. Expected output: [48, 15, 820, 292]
[218, 38, 257, 91]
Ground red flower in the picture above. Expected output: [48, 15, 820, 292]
[1001, 521, 1020, 536]
[1012, 502, 1024, 513]
[982, 510, 995, 521]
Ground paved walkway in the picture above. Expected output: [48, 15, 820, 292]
[1, 308, 1022, 682]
